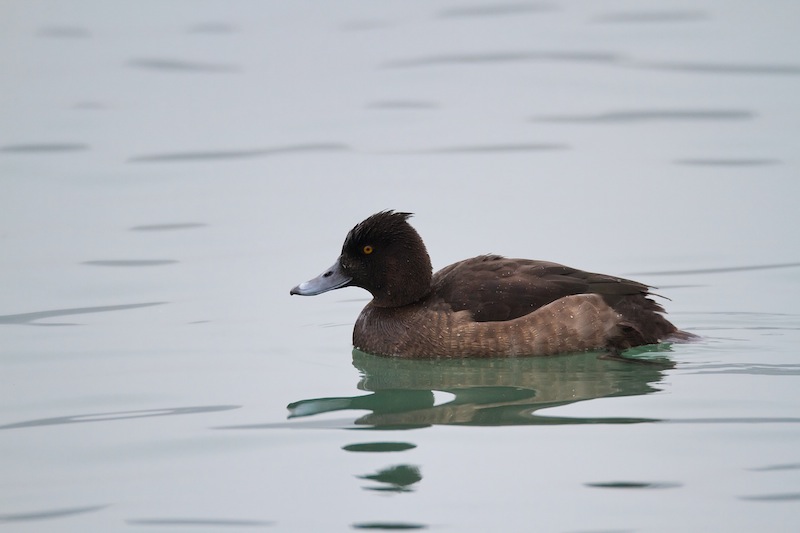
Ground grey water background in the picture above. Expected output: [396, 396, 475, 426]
[2, 0, 800, 531]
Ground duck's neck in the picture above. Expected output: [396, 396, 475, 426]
[370, 253, 432, 308]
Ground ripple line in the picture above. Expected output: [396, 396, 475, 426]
[635, 60, 800, 76]
[82, 260, 178, 267]
[127, 518, 273, 527]
[536, 109, 753, 123]
[0, 302, 166, 325]
[437, 3, 557, 18]
[129, 143, 348, 163]
[383, 51, 620, 68]
[127, 58, 239, 73]
[628, 262, 800, 276]
[0, 143, 88, 153]
[0, 505, 108, 523]
[0, 405, 240, 430]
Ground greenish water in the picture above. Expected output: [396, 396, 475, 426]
[288, 350, 670, 428]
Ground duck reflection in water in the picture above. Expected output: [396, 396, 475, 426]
[359, 465, 422, 493]
[288, 348, 673, 428]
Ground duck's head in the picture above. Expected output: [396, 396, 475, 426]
[290, 210, 433, 307]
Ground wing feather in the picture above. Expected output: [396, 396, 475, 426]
[430, 255, 657, 322]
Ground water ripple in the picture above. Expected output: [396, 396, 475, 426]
[129, 143, 348, 163]
[665, 417, 800, 424]
[352, 522, 427, 530]
[739, 492, 800, 502]
[437, 3, 557, 18]
[382, 51, 620, 68]
[688, 364, 800, 377]
[0, 505, 108, 523]
[130, 223, 207, 231]
[0, 143, 88, 153]
[82, 260, 179, 267]
[0, 405, 240, 430]
[383, 143, 568, 155]
[586, 481, 681, 489]
[563, 530, 635, 533]
[628, 262, 800, 276]
[343, 442, 416, 453]
[536, 109, 754, 123]
[595, 11, 708, 23]
[0, 302, 166, 326]
[675, 158, 780, 166]
[127, 58, 240, 73]
[749, 463, 800, 472]
[635, 61, 800, 76]
[127, 518, 273, 527]
[366, 100, 439, 110]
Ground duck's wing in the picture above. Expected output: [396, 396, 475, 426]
[430, 255, 660, 323]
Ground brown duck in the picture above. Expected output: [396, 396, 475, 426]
[291, 210, 690, 358]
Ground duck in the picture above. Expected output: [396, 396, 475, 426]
[290, 210, 690, 358]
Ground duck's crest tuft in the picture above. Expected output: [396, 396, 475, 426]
[344, 210, 414, 248]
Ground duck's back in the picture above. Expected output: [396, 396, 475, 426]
[431, 255, 661, 322]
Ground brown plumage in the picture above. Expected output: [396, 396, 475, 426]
[291, 210, 691, 358]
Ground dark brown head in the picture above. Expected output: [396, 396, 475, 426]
[290, 210, 433, 307]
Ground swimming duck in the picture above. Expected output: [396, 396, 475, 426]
[291, 210, 687, 358]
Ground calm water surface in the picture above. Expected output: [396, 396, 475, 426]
[2, 1, 800, 531]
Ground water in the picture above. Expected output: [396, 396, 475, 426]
[2, 1, 800, 531]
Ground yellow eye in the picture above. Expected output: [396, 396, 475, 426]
[363, 245, 374, 255]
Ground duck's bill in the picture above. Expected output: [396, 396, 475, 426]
[290, 260, 352, 296]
